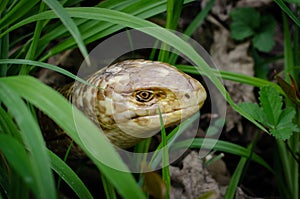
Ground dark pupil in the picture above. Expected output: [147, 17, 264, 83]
[136, 91, 153, 102]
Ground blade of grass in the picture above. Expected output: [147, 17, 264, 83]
[174, 138, 274, 173]
[177, 64, 283, 93]
[19, 3, 47, 75]
[0, 0, 9, 13]
[150, 112, 200, 168]
[42, 0, 89, 64]
[101, 175, 117, 199]
[48, 150, 93, 199]
[280, 12, 297, 199]
[158, 0, 184, 62]
[158, 107, 170, 198]
[0, 0, 39, 30]
[283, 5, 299, 179]
[0, 59, 91, 86]
[0, 106, 19, 136]
[40, 0, 189, 60]
[169, 0, 215, 64]
[0, 25, 8, 77]
[184, 0, 214, 36]
[275, 0, 300, 27]
[0, 76, 146, 199]
[225, 135, 258, 198]
[0, 134, 34, 187]
[224, 157, 247, 199]
[0, 84, 56, 199]
[283, 13, 295, 79]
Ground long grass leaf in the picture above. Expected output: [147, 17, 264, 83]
[0, 134, 34, 187]
[0, 0, 39, 30]
[177, 64, 283, 93]
[0, 32, 8, 77]
[174, 138, 274, 173]
[19, 3, 47, 75]
[0, 76, 146, 199]
[158, 107, 170, 197]
[0, 59, 90, 85]
[48, 150, 93, 199]
[0, 106, 20, 136]
[169, 0, 215, 64]
[184, 0, 215, 36]
[42, 0, 89, 64]
[0, 84, 56, 199]
[275, 0, 300, 27]
[40, 0, 177, 60]
[224, 157, 247, 199]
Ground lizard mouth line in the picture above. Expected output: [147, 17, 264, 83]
[128, 105, 200, 121]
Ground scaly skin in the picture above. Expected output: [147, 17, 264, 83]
[41, 60, 206, 156]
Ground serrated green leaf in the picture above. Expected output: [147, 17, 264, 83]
[259, 86, 283, 126]
[271, 127, 293, 140]
[241, 86, 299, 141]
[238, 102, 267, 124]
[271, 107, 299, 140]
[229, 7, 260, 40]
[278, 107, 297, 128]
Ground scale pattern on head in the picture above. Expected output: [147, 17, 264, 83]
[70, 60, 207, 148]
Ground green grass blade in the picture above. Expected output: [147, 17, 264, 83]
[0, 0, 9, 13]
[19, 3, 47, 75]
[224, 157, 247, 199]
[174, 138, 274, 173]
[184, 0, 215, 36]
[0, 26, 9, 77]
[48, 150, 93, 199]
[0, 0, 39, 30]
[282, 12, 298, 199]
[283, 13, 295, 78]
[0, 59, 90, 85]
[0, 84, 56, 199]
[275, 0, 300, 27]
[42, 0, 89, 64]
[158, 0, 183, 62]
[0, 76, 146, 199]
[98, 0, 140, 10]
[101, 175, 117, 199]
[168, 0, 215, 64]
[177, 64, 283, 93]
[0, 134, 34, 187]
[40, 0, 180, 60]
[0, 105, 20, 136]
[158, 107, 170, 197]
[150, 112, 200, 168]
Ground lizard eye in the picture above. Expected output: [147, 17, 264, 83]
[135, 90, 154, 102]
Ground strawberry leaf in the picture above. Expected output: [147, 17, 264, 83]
[272, 107, 299, 140]
[259, 86, 282, 126]
[239, 85, 299, 140]
[238, 102, 267, 124]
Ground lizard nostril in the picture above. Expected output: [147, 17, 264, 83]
[184, 93, 190, 99]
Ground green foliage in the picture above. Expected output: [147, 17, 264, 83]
[0, 0, 299, 198]
[230, 7, 276, 52]
[239, 86, 299, 140]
